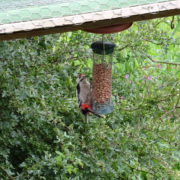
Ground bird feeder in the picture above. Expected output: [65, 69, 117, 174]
[91, 40, 116, 115]
[84, 23, 132, 115]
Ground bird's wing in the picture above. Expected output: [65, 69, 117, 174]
[76, 83, 81, 108]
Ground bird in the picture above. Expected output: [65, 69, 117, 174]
[76, 74, 103, 122]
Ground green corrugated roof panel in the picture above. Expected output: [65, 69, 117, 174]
[0, 0, 171, 24]
[0, 0, 180, 40]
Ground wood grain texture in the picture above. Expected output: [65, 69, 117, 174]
[0, 0, 180, 41]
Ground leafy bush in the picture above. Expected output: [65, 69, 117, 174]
[0, 17, 180, 179]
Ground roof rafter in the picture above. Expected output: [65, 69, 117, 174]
[0, 0, 180, 41]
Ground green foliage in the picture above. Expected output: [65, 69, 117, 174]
[0, 17, 180, 180]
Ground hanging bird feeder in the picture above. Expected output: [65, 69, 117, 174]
[90, 40, 115, 115]
[83, 23, 132, 115]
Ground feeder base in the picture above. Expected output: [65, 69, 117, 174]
[92, 102, 113, 115]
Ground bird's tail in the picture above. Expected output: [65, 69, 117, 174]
[88, 109, 104, 118]
[81, 104, 105, 121]
[85, 113, 88, 123]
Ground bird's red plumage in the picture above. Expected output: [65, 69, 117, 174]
[81, 104, 92, 111]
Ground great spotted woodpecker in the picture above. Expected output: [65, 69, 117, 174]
[76, 74, 103, 122]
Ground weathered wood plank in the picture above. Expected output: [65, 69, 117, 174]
[0, 0, 179, 41]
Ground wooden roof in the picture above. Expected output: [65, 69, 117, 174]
[0, 0, 180, 40]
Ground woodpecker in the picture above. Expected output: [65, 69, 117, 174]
[76, 74, 103, 122]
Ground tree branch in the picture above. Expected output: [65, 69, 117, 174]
[0, 166, 15, 180]
[146, 54, 180, 66]
[118, 44, 131, 51]
[122, 161, 155, 176]
[160, 84, 180, 121]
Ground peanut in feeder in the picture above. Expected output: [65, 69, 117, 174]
[91, 40, 116, 115]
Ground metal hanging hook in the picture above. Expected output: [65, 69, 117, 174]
[102, 34, 105, 64]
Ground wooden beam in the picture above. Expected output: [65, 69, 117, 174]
[0, 0, 180, 41]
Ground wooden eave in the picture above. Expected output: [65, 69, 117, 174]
[0, 0, 180, 41]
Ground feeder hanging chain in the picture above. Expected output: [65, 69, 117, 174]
[102, 34, 105, 63]
[171, 16, 175, 29]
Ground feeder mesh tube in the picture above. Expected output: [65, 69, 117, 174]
[92, 63, 112, 104]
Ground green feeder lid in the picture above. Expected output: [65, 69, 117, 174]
[91, 41, 116, 55]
